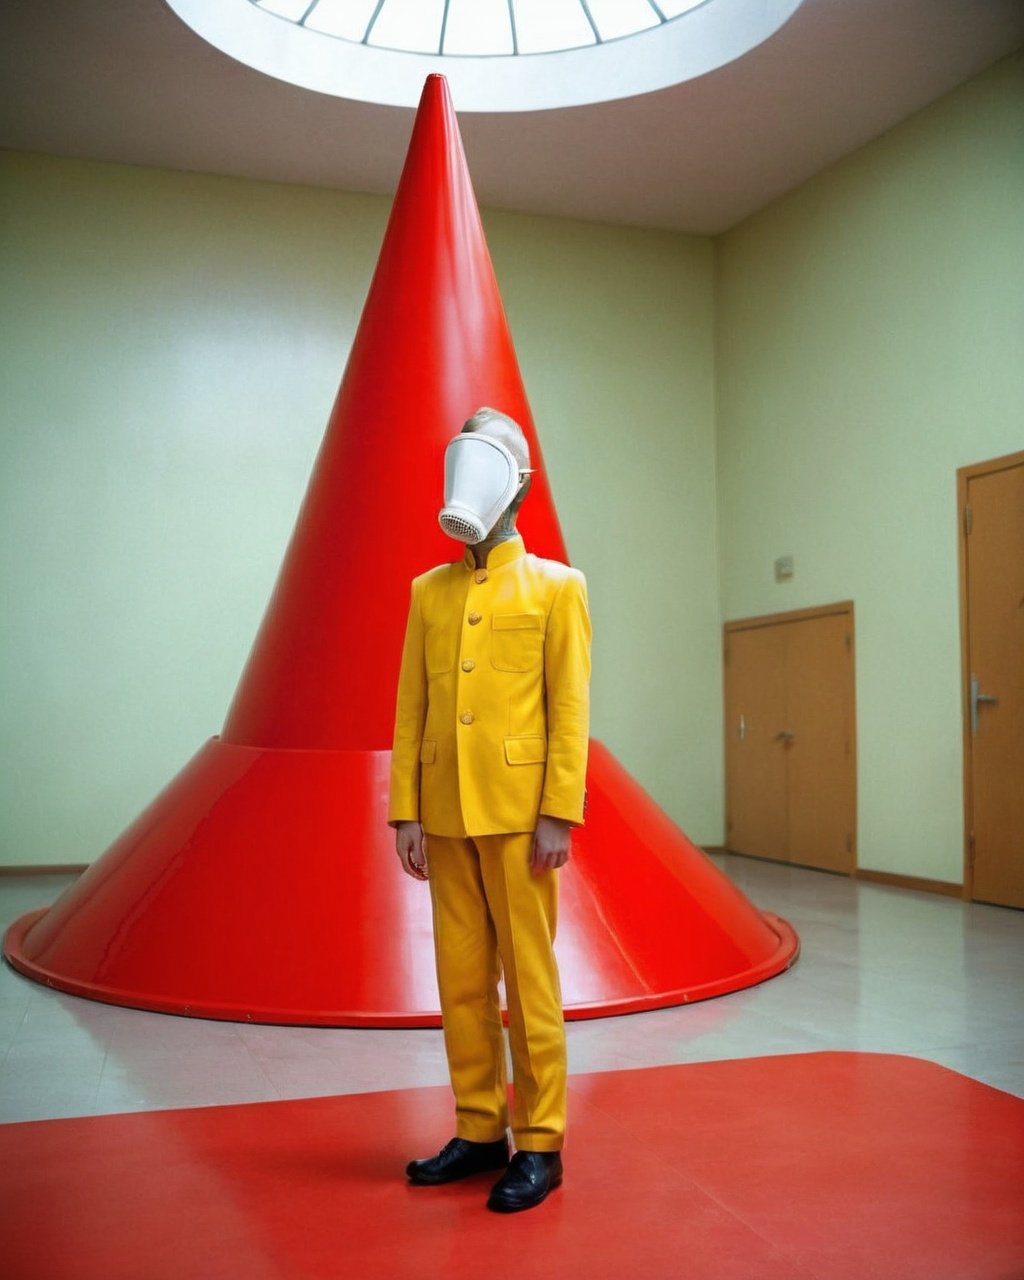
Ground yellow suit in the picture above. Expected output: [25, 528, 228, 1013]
[389, 536, 590, 836]
[389, 535, 591, 1151]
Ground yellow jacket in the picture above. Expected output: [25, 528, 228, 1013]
[389, 536, 591, 837]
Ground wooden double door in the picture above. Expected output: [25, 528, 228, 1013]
[724, 604, 856, 874]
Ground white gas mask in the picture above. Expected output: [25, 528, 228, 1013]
[438, 433, 530, 544]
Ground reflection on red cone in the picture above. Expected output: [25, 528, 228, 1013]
[4, 76, 797, 1025]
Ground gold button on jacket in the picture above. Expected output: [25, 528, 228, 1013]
[388, 536, 591, 837]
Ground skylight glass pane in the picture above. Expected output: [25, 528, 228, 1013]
[368, 0, 446, 54]
[657, 0, 708, 17]
[513, 0, 596, 55]
[173, 0, 792, 110]
[257, 0, 315, 22]
[443, 0, 514, 56]
[587, 0, 660, 42]
[304, 0, 380, 41]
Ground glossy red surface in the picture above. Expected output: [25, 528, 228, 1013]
[3, 1054, 1022, 1280]
[221, 74, 566, 752]
[4, 739, 794, 1024]
[2, 74, 798, 1024]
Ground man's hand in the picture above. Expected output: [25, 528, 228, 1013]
[532, 815, 571, 874]
[395, 822, 428, 881]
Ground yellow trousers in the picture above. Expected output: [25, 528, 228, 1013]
[426, 831, 566, 1152]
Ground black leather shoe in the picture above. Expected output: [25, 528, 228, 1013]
[486, 1150, 563, 1213]
[406, 1137, 509, 1186]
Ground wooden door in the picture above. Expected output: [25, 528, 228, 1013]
[960, 451, 1024, 909]
[785, 613, 856, 872]
[724, 604, 856, 874]
[724, 624, 788, 860]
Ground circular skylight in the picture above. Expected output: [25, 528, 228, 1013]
[165, 0, 802, 111]
[254, 0, 708, 58]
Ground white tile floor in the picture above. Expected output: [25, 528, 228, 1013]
[1, 853, 1022, 1125]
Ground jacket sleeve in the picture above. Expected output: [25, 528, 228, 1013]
[388, 579, 428, 826]
[540, 569, 592, 825]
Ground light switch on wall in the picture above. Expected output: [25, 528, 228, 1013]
[774, 555, 794, 582]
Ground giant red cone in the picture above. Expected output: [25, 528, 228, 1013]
[4, 77, 797, 1024]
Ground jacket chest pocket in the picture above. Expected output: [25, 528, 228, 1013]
[491, 613, 544, 672]
[425, 625, 455, 675]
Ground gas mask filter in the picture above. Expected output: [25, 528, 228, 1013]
[438, 433, 528, 544]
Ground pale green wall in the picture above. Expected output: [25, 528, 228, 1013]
[487, 213, 721, 845]
[715, 52, 1024, 882]
[0, 151, 720, 866]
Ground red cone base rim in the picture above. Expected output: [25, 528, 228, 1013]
[4, 740, 797, 1027]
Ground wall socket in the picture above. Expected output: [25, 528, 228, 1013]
[774, 555, 794, 582]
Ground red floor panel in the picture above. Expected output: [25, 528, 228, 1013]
[2, 1053, 1022, 1280]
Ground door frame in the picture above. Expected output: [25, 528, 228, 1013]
[724, 600, 854, 635]
[723, 599, 857, 872]
[956, 446, 1024, 901]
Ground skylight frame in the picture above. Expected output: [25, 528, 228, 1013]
[163, 0, 803, 112]
[250, 0, 702, 59]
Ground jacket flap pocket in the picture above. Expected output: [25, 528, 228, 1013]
[493, 613, 543, 631]
[504, 735, 547, 765]
[419, 739, 437, 765]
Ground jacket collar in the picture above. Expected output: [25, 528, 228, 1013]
[462, 535, 526, 572]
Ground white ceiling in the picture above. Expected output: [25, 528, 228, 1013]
[2, 0, 1022, 234]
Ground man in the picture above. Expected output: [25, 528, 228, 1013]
[389, 406, 591, 1213]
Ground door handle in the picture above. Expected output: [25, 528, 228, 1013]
[774, 730, 795, 743]
[970, 675, 999, 734]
